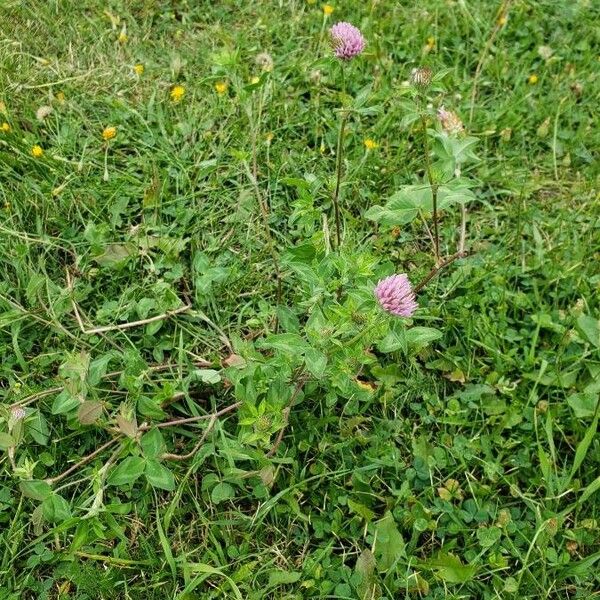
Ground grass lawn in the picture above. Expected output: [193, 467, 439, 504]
[0, 0, 599, 598]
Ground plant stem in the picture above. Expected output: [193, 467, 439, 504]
[413, 250, 469, 294]
[243, 161, 283, 305]
[420, 110, 440, 264]
[332, 110, 348, 250]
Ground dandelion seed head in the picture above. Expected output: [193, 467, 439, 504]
[255, 52, 274, 72]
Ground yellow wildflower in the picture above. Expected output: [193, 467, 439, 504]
[528, 73, 539, 85]
[323, 4, 334, 16]
[170, 85, 185, 103]
[364, 138, 378, 150]
[215, 81, 228, 95]
[0, 122, 10, 133]
[118, 31, 128, 43]
[426, 36, 435, 49]
[265, 132, 274, 144]
[56, 91, 66, 104]
[497, 14, 507, 26]
[134, 63, 144, 76]
[250, 76, 260, 85]
[31, 145, 44, 158]
[102, 126, 117, 141]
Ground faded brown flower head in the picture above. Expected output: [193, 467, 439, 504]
[437, 107, 464, 135]
[411, 66, 432, 88]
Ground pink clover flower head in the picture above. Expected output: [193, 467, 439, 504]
[374, 274, 418, 318]
[329, 22, 366, 60]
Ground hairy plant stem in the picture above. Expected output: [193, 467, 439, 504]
[332, 110, 348, 250]
[420, 107, 440, 264]
[246, 84, 283, 308]
[413, 250, 469, 294]
[243, 161, 283, 306]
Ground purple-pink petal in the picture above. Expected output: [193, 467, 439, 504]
[374, 274, 418, 318]
[329, 22, 366, 60]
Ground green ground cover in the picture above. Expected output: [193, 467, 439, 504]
[0, 0, 598, 598]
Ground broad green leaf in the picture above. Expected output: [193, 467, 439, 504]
[567, 393, 598, 419]
[257, 333, 309, 355]
[93, 243, 136, 268]
[377, 329, 406, 354]
[355, 549, 380, 600]
[194, 369, 221, 384]
[476, 526, 502, 548]
[51, 389, 80, 415]
[304, 348, 328, 378]
[145, 459, 175, 491]
[422, 553, 477, 583]
[268, 570, 301, 586]
[137, 395, 166, 420]
[20, 480, 52, 501]
[375, 512, 405, 571]
[568, 410, 599, 485]
[0, 432, 14, 449]
[577, 315, 600, 348]
[405, 327, 443, 350]
[26, 410, 50, 445]
[42, 493, 72, 523]
[211, 482, 235, 504]
[347, 499, 375, 522]
[108, 456, 146, 486]
[141, 429, 166, 459]
[88, 353, 114, 385]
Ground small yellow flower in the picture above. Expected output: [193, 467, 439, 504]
[250, 76, 260, 85]
[170, 85, 185, 103]
[528, 73, 539, 85]
[323, 4, 334, 16]
[364, 138, 378, 150]
[265, 132, 274, 144]
[31, 145, 44, 158]
[426, 36, 435, 49]
[56, 91, 66, 104]
[215, 81, 228, 95]
[134, 63, 144, 76]
[118, 31, 128, 43]
[497, 14, 507, 26]
[102, 126, 117, 141]
[0, 122, 10, 133]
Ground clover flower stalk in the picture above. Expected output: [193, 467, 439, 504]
[412, 66, 440, 263]
[328, 22, 365, 250]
